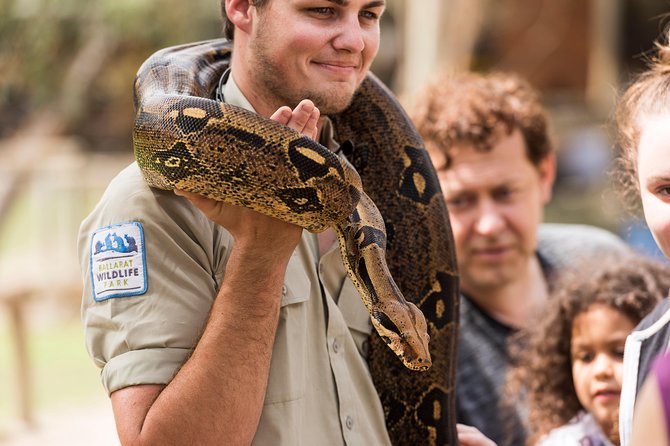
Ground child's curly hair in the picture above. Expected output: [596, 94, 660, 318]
[507, 255, 670, 445]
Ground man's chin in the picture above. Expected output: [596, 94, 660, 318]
[462, 270, 514, 292]
[307, 77, 364, 113]
[313, 91, 356, 115]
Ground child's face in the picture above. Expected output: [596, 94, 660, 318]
[637, 113, 670, 258]
[571, 303, 636, 433]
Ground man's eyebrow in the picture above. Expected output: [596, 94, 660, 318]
[325, 0, 386, 8]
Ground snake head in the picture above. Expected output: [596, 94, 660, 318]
[371, 301, 432, 371]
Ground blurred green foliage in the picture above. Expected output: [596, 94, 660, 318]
[0, 0, 224, 150]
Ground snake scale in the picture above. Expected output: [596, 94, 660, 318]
[133, 39, 459, 445]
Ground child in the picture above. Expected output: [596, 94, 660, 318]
[507, 256, 670, 445]
[614, 26, 670, 446]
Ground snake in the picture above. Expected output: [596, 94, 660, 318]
[133, 39, 459, 446]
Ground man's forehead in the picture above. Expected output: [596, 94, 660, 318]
[450, 129, 529, 166]
[438, 160, 529, 193]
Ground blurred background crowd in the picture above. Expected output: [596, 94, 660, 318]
[0, 0, 668, 444]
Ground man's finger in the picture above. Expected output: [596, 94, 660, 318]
[269, 106, 292, 125]
[285, 99, 316, 133]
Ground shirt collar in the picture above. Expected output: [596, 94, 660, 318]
[220, 68, 257, 112]
[217, 68, 340, 152]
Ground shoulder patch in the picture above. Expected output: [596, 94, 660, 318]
[90, 221, 147, 301]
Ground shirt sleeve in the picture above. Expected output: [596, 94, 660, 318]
[78, 163, 231, 394]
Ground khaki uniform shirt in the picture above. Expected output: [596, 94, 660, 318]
[79, 73, 391, 446]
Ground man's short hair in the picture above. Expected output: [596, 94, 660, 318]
[221, 0, 270, 40]
[410, 72, 554, 169]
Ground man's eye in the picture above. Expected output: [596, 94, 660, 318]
[360, 10, 380, 20]
[493, 188, 513, 201]
[446, 196, 471, 209]
[310, 7, 333, 16]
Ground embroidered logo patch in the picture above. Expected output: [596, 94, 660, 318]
[90, 221, 147, 301]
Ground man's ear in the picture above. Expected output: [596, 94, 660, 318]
[538, 152, 556, 204]
[225, 0, 254, 34]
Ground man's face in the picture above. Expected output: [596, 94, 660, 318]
[431, 128, 555, 296]
[247, 0, 385, 114]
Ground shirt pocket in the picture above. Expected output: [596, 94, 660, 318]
[337, 278, 373, 358]
[264, 254, 311, 404]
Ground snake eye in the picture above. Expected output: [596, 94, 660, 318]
[373, 310, 402, 338]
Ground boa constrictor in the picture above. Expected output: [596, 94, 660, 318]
[133, 39, 459, 446]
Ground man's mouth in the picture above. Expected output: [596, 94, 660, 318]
[472, 246, 510, 259]
[313, 60, 358, 75]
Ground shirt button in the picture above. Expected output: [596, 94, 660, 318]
[281, 285, 287, 297]
[332, 339, 340, 353]
[345, 416, 354, 430]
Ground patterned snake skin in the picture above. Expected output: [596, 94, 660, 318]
[132, 39, 459, 445]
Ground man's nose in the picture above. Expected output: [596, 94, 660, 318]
[332, 14, 365, 53]
[473, 202, 505, 235]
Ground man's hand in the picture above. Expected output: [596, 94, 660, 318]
[457, 424, 498, 446]
[270, 99, 320, 140]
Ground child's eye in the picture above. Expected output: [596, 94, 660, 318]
[649, 179, 670, 199]
[574, 351, 594, 363]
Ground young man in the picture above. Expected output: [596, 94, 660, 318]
[410, 72, 631, 446]
[79, 1, 397, 445]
